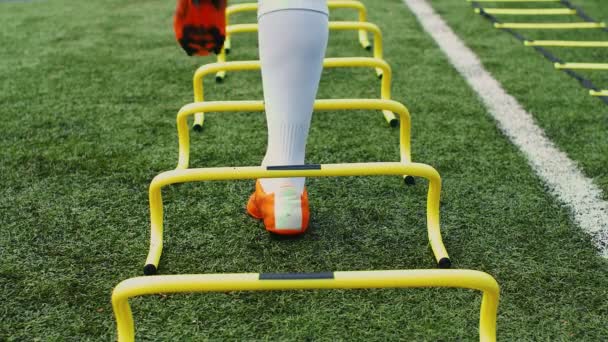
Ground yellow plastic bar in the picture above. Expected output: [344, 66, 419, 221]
[145, 162, 449, 274]
[524, 40, 608, 47]
[476, 8, 576, 15]
[192, 58, 396, 130]
[329, 22, 383, 76]
[328, 0, 372, 49]
[222, 3, 257, 54]
[554, 62, 608, 70]
[176, 99, 410, 170]
[216, 21, 384, 80]
[468, 0, 560, 2]
[590, 90, 608, 96]
[224, 0, 371, 53]
[112, 269, 499, 342]
[495, 22, 606, 29]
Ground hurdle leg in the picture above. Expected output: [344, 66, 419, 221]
[224, 36, 232, 55]
[193, 113, 205, 132]
[144, 181, 165, 275]
[396, 105, 414, 185]
[359, 29, 371, 51]
[215, 47, 228, 83]
[425, 169, 450, 268]
[352, 0, 371, 50]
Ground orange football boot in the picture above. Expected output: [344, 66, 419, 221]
[174, 0, 227, 56]
[247, 180, 310, 235]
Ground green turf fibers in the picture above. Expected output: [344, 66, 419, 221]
[0, 0, 606, 340]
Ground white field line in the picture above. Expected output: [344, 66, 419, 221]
[402, 0, 608, 258]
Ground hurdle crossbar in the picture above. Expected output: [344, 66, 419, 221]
[555, 62, 608, 70]
[224, 0, 371, 53]
[475, 8, 576, 15]
[524, 40, 608, 47]
[216, 21, 384, 80]
[192, 58, 396, 130]
[175, 99, 411, 170]
[494, 22, 606, 29]
[112, 270, 499, 341]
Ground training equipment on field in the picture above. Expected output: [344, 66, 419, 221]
[495, 22, 605, 29]
[476, 8, 576, 15]
[191, 57, 397, 130]
[467, 0, 562, 2]
[224, 0, 373, 53]
[215, 21, 385, 81]
[590, 90, 608, 97]
[469, 0, 608, 104]
[191, 0, 390, 133]
[111, 2, 500, 340]
[112, 270, 500, 342]
[176, 99, 411, 170]
[143, 162, 448, 275]
[554, 63, 608, 71]
[524, 40, 608, 47]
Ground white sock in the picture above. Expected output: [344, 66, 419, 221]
[257, 1, 329, 194]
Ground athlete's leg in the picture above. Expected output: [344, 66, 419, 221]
[247, 0, 329, 234]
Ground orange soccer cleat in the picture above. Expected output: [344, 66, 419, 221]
[173, 0, 227, 56]
[247, 180, 310, 235]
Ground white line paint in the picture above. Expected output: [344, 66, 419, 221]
[403, 0, 608, 257]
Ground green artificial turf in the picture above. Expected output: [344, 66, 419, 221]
[0, 0, 607, 340]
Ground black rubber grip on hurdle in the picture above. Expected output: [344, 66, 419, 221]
[404, 176, 416, 186]
[438, 258, 452, 269]
[389, 117, 399, 128]
[267, 165, 322, 171]
[143, 264, 157, 275]
[259, 272, 335, 280]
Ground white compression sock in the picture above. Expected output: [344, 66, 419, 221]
[257, 0, 329, 194]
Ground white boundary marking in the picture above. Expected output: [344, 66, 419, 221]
[403, 0, 608, 258]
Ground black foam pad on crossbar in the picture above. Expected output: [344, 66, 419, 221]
[259, 272, 335, 280]
[267, 165, 322, 171]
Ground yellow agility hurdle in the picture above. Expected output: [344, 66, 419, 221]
[216, 21, 385, 81]
[555, 62, 608, 70]
[225, 0, 372, 54]
[590, 90, 608, 97]
[191, 58, 397, 131]
[494, 22, 606, 29]
[112, 270, 500, 341]
[176, 99, 411, 171]
[524, 40, 608, 48]
[476, 8, 576, 15]
[144, 162, 450, 274]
